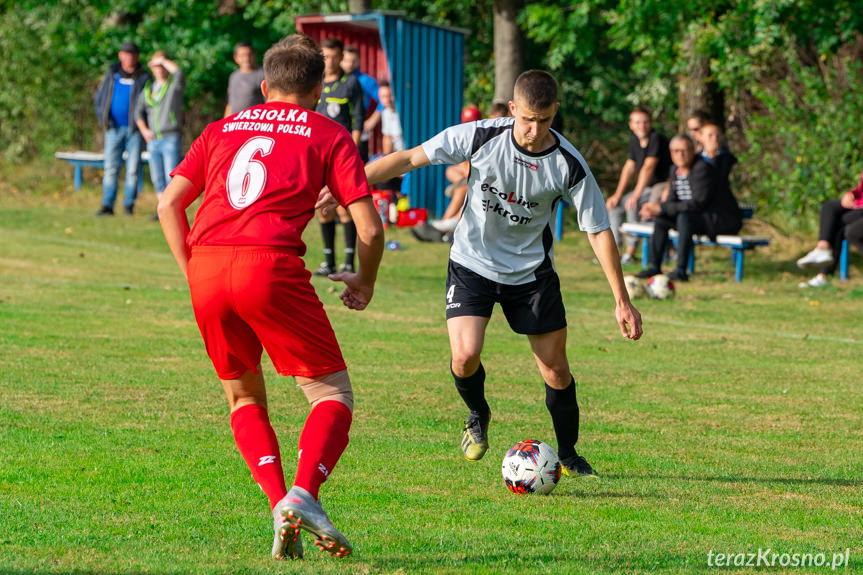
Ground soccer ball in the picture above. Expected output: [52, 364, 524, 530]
[645, 274, 675, 300]
[501, 439, 561, 495]
[623, 274, 646, 299]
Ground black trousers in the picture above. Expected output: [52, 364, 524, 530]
[817, 199, 863, 275]
[650, 212, 709, 273]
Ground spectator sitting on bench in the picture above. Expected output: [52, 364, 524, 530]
[606, 106, 672, 263]
[796, 170, 863, 288]
[686, 109, 711, 154]
[699, 122, 737, 199]
[636, 134, 742, 282]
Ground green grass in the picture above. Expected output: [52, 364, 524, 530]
[1, 181, 861, 574]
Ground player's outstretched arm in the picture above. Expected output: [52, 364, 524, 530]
[157, 175, 202, 280]
[331, 196, 385, 311]
[365, 145, 431, 186]
[587, 228, 643, 341]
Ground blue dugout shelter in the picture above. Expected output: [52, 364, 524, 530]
[296, 11, 467, 217]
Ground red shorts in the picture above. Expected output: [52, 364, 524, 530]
[187, 246, 346, 379]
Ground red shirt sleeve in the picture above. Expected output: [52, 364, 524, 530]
[171, 125, 210, 192]
[325, 129, 370, 207]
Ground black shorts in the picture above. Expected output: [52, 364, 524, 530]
[445, 260, 567, 335]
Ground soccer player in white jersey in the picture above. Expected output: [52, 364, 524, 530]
[361, 70, 643, 477]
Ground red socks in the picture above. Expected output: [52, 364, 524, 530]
[230, 404, 287, 510]
[293, 400, 353, 500]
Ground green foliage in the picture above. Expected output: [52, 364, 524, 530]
[3, 0, 863, 230]
[0, 1, 101, 160]
[520, 2, 638, 129]
[738, 53, 863, 232]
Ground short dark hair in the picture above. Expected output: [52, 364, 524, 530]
[234, 42, 254, 54]
[700, 121, 722, 133]
[378, 80, 390, 88]
[344, 44, 359, 55]
[321, 37, 344, 52]
[263, 41, 324, 96]
[688, 109, 712, 124]
[631, 105, 652, 119]
[513, 70, 558, 110]
[487, 102, 510, 118]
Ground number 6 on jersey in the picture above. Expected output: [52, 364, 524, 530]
[227, 136, 275, 209]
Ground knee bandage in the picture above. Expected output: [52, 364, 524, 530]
[297, 370, 354, 412]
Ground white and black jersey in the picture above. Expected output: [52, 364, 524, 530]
[422, 116, 609, 285]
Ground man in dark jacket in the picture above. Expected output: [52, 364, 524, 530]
[93, 41, 151, 216]
[636, 134, 742, 281]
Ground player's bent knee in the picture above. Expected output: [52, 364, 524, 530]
[451, 354, 481, 378]
[296, 370, 354, 412]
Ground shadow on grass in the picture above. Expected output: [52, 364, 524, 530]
[604, 473, 863, 487]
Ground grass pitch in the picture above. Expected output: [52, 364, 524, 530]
[1, 181, 861, 574]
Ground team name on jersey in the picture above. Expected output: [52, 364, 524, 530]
[236, 108, 309, 123]
[513, 155, 538, 171]
[223, 107, 313, 137]
[480, 183, 539, 208]
[222, 121, 311, 137]
[480, 198, 534, 225]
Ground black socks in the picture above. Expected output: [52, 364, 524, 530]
[545, 377, 579, 460]
[452, 362, 490, 417]
[321, 220, 336, 268]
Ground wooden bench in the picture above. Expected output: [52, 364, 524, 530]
[55, 150, 150, 192]
[619, 222, 771, 282]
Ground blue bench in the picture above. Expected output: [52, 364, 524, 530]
[619, 222, 771, 282]
[55, 150, 149, 192]
[839, 239, 850, 281]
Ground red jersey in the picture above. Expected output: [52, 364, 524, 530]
[173, 101, 370, 254]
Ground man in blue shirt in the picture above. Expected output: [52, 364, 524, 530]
[94, 41, 151, 216]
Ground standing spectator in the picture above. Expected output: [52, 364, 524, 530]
[157, 35, 384, 560]
[636, 134, 742, 281]
[224, 42, 265, 117]
[135, 51, 185, 220]
[94, 41, 151, 216]
[372, 81, 404, 212]
[363, 70, 643, 477]
[378, 82, 403, 154]
[797, 171, 863, 287]
[313, 37, 365, 276]
[605, 107, 672, 260]
[341, 45, 381, 162]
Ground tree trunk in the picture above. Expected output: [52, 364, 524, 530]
[348, 0, 371, 13]
[678, 34, 724, 130]
[493, 0, 523, 104]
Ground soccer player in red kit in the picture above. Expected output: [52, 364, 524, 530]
[157, 35, 384, 560]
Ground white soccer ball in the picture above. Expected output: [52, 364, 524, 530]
[645, 274, 675, 300]
[623, 274, 646, 299]
[501, 439, 561, 495]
